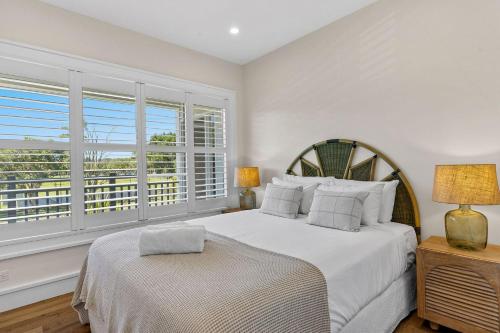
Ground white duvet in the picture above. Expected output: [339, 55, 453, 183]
[187, 209, 417, 332]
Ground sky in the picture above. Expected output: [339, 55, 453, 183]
[0, 87, 182, 145]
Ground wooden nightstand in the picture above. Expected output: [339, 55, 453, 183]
[417, 236, 500, 332]
[222, 207, 244, 214]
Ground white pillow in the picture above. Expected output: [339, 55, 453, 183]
[272, 177, 318, 214]
[308, 189, 369, 232]
[281, 174, 334, 185]
[260, 183, 303, 219]
[332, 179, 399, 223]
[318, 183, 384, 225]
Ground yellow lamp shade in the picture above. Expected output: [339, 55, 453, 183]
[234, 167, 260, 188]
[432, 164, 500, 205]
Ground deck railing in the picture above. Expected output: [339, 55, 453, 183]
[0, 175, 181, 224]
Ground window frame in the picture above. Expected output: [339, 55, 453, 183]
[0, 41, 237, 251]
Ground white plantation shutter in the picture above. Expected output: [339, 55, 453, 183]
[0, 60, 72, 240]
[83, 91, 136, 144]
[193, 104, 225, 149]
[194, 152, 227, 199]
[146, 99, 186, 146]
[0, 75, 70, 142]
[144, 85, 188, 217]
[190, 95, 229, 208]
[81, 74, 139, 225]
[146, 152, 187, 206]
[84, 151, 138, 214]
[83, 77, 136, 145]
[0, 149, 71, 224]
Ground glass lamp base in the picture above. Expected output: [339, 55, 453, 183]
[239, 188, 256, 210]
[445, 204, 488, 250]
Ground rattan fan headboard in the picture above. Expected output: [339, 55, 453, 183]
[286, 139, 420, 236]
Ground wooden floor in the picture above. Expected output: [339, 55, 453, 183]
[0, 293, 458, 333]
[0, 294, 90, 333]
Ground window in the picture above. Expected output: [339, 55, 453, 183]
[193, 104, 225, 149]
[84, 151, 137, 214]
[145, 98, 185, 147]
[146, 152, 187, 206]
[0, 71, 71, 230]
[0, 75, 69, 142]
[0, 149, 71, 224]
[83, 89, 136, 144]
[0, 45, 234, 245]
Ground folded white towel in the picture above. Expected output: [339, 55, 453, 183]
[139, 225, 206, 256]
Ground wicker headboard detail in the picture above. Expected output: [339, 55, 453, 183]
[286, 139, 420, 236]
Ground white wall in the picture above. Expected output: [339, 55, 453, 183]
[0, 245, 88, 311]
[242, 0, 500, 242]
[0, 0, 243, 311]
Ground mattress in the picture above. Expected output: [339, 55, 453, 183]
[188, 209, 417, 332]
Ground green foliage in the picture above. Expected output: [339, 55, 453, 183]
[0, 147, 69, 190]
[150, 132, 176, 145]
[148, 132, 179, 175]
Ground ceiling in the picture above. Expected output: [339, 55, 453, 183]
[41, 0, 377, 64]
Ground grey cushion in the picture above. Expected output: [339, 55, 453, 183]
[308, 189, 369, 232]
[272, 177, 318, 214]
[260, 183, 303, 219]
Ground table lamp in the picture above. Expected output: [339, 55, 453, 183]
[432, 164, 500, 250]
[234, 167, 260, 210]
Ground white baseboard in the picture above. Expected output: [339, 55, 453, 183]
[0, 271, 79, 312]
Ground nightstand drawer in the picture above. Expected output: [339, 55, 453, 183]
[417, 237, 500, 333]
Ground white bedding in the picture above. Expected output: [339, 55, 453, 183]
[186, 209, 417, 332]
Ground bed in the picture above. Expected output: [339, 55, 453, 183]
[72, 139, 420, 333]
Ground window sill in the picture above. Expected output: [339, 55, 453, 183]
[0, 208, 225, 261]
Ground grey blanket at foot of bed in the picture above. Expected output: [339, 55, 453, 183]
[72, 228, 330, 333]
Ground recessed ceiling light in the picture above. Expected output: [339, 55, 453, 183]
[229, 26, 240, 35]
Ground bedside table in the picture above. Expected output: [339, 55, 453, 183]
[222, 207, 244, 214]
[417, 236, 500, 332]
